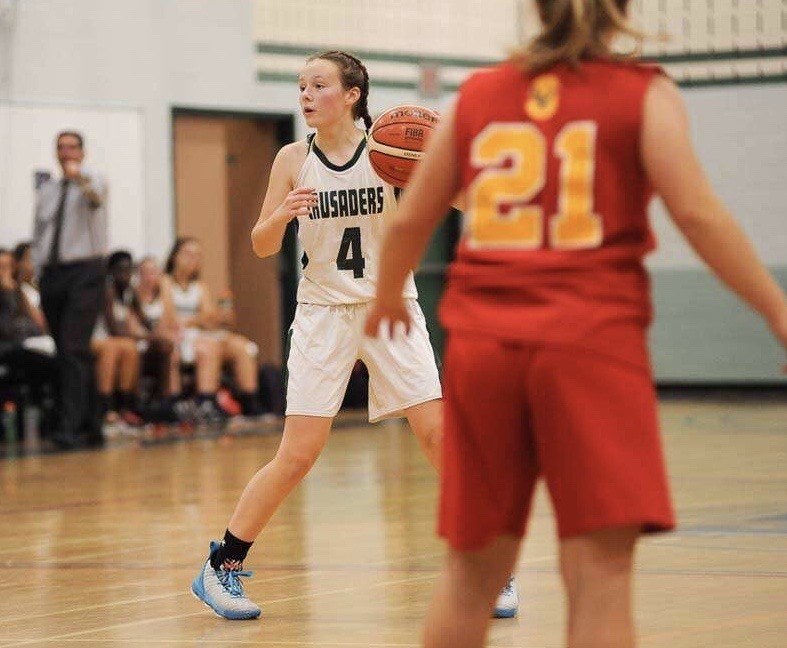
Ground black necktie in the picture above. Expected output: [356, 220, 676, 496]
[47, 179, 69, 266]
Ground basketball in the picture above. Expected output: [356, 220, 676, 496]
[368, 105, 439, 188]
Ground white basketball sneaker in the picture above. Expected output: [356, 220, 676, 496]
[493, 576, 519, 618]
[191, 541, 261, 620]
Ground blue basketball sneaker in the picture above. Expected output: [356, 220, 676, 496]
[191, 541, 261, 620]
[493, 576, 519, 618]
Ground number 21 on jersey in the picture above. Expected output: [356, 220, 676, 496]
[467, 121, 602, 250]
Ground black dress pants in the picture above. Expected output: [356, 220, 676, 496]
[40, 257, 105, 445]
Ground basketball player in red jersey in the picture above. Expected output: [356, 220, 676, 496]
[366, 0, 787, 646]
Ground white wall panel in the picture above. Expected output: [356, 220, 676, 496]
[254, 0, 520, 60]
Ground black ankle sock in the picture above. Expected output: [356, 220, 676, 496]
[210, 529, 253, 569]
[98, 394, 113, 415]
[197, 393, 217, 405]
[237, 392, 261, 416]
[119, 391, 137, 412]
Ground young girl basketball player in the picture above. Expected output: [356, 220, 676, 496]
[191, 50, 477, 620]
[366, 1, 787, 646]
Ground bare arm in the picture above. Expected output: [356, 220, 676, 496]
[216, 290, 236, 329]
[365, 105, 461, 336]
[642, 76, 787, 352]
[197, 281, 220, 330]
[17, 290, 45, 334]
[28, 303, 47, 332]
[251, 142, 317, 258]
[104, 286, 122, 336]
[157, 278, 181, 336]
[17, 287, 47, 332]
[126, 309, 149, 340]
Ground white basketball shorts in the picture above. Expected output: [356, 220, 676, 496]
[285, 300, 442, 422]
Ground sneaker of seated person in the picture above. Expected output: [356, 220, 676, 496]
[120, 409, 145, 427]
[195, 397, 227, 426]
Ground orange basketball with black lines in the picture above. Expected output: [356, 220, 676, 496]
[368, 105, 439, 188]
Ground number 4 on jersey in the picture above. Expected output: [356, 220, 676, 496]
[336, 226, 366, 278]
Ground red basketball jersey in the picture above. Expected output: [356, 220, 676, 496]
[441, 59, 664, 364]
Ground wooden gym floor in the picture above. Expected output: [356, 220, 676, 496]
[0, 392, 785, 647]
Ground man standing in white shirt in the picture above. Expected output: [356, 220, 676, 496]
[33, 130, 108, 449]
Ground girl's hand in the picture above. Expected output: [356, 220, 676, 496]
[277, 187, 318, 222]
[364, 299, 412, 339]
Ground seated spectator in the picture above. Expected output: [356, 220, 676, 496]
[0, 248, 43, 348]
[0, 248, 75, 447]
[215, 288, 260, 359]
[91, 251, 147, 426]
[135, 256, 182, 415]
[163, 237, 261, 420]
[137, 256, 169, 335]
[12, 241, 47, 332]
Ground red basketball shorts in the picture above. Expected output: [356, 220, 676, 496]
[438, 333, 676, 551]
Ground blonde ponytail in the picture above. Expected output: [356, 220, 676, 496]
[514, 0, 643, 74]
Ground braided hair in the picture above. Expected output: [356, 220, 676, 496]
[308, 50, 373, 129]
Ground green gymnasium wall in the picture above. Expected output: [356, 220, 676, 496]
[648, 269, 787, 383]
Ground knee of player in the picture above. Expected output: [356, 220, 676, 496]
[276, 445, 321, 479]
[563, 534, 637, 586]
[419, 420, 443, 453]
[593, 548, 636, 579]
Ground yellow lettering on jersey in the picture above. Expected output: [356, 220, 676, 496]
[467, 121, 603, 250]
[551, 122, 603, 249]
[468, 124, 545, 248]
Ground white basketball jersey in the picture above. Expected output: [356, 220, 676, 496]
[294, 134, 418, 305]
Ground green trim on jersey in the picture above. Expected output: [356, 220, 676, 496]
[311, 137, 367, 172]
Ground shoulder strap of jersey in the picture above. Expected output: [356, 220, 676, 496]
[306, 132, 316, 154]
